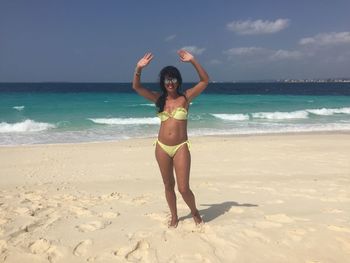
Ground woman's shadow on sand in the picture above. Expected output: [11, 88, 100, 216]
[179, 201, 258, 223]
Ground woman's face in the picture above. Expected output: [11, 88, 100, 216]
[164, 76, 179, 92]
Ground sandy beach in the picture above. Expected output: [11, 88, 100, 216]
[0, 133, 349, 262]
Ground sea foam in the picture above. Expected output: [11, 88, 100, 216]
[13, 106, 25, 111]
[140, 103, 155, 107]
[211, 113, 250, 121]
[88, 117, 159, 125]
[212, 107, 350, 122]
[189, 123, 350, 137]
[252, 110, 309, 120]
[0, 120, 55, 133]
[307, 107, 350, 116]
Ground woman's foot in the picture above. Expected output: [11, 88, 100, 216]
[168, 216, 179, 228]
[192, 210, 203, 225]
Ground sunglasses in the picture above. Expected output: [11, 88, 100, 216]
[164, 78, 178, 85]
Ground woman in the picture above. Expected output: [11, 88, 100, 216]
[132, 50, 209, 228]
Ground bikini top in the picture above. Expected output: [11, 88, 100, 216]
[157, 107, 188, 122]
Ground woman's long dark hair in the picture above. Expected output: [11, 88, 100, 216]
[156, 66, 186, 113]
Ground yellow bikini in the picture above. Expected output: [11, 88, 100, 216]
[156, 140, 190, 158]
[156, 107, 190, 158]
[157, 107, 188, 121]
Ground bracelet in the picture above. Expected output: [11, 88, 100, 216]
[135, 68, 142, 76]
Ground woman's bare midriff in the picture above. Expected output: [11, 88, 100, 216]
[158, 120, 188, 145]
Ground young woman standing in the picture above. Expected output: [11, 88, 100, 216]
[132, 50, 209, 227]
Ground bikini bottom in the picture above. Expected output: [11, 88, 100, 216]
[155, 140, 190, 158]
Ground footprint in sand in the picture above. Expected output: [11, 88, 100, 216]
[125, 240, 150, 260]
[99, 211, 120, 219]
[29, 238, 51, 254]
[29, 239, 63, 262]
[115, 240, 157, 262]
[14, 207, 31, 215]
[69, 206, 92, 217]
[73, 239, 93, 256]
[114, 242, 141, 257]
[0, 240, 7, 254]
[75, 220, 111, 232]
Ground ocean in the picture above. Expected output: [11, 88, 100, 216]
[1, 82, 350, 145]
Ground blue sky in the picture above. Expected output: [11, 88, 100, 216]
[1, 0, 350, 82]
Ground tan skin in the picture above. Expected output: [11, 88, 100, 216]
[132, 50, 209, 227]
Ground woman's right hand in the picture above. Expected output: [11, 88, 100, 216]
[136, 53, 154, 69]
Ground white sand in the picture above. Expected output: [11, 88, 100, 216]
[0, 133, 350, 262]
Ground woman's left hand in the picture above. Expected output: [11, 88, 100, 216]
[177, 50, 194, 62]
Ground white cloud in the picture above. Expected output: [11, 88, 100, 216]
[226, 18, 290, 35]
[299, 32, 350, 46]
[180, 46, 206, 55]
[165, 34, 176, 42]
[224, 47, 303, 61]
[270, 50, 303, 60]
[224, 47, 265, 56]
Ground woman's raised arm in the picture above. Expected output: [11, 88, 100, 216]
[132, 53, 160, 103]
[178, 50, 209, 102]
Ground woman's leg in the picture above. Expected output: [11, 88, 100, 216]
[173, 144, 203, 224]
[155, 143, 178, 227]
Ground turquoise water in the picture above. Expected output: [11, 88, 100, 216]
[1, 91, 350, 145]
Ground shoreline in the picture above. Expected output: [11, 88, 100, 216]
[1, 130, 350, 148]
